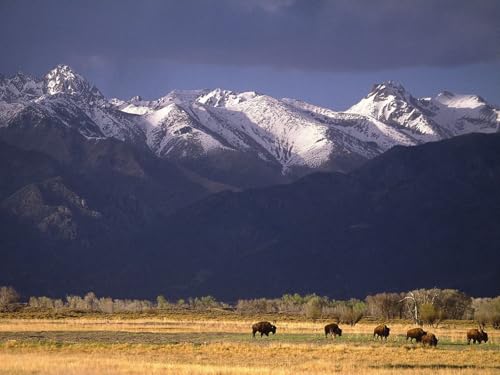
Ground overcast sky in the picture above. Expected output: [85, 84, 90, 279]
[1, 0, 499, 109]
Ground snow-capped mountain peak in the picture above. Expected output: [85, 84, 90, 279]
[369, 81, 409, 100]
[347, 81, 443, 139]
[196, 88, 258, 108]
[43, 64, 104, 103]
[434, 91, 486, 109]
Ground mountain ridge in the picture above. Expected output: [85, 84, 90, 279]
[1, 65, 498, 188]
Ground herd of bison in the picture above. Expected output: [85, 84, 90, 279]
[251, 321, 490, 347]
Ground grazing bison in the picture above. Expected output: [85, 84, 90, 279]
[406, 328, 427, 343]
[324, 323, 342, 338]
[421, 333, 438, 347]
[373, 324, 390, 340]
[467, 329, 488, 344]
[252, 321, 276, 337]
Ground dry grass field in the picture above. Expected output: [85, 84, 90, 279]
[0, 314, 498, 374]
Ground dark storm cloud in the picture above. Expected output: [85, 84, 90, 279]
[0, 0, 499, 73]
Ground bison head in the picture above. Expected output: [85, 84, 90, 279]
[338, 328, 342, 336]
[481, 331, 488, 342]
[271, 325, 276, 334]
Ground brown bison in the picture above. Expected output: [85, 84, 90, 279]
[252, 321, 276, 337]
[373, 324, 390, 340]
[324, 323, 342, 338]
[421, 333, 438, 347]
[406, 328, 427, 343]
[467, 329, 488, 344]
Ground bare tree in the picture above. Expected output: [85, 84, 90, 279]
[366, 292, 403, 319]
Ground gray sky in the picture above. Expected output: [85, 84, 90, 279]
[1, 0, 499, 109]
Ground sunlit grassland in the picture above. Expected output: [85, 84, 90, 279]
[0, 314, 498, 374]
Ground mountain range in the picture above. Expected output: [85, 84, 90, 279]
[1, 65, 498, 188]
[0, 65, 499, 299]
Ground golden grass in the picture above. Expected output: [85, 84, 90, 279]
[0, 317, 498, 375]
[0, 318, 498, 341]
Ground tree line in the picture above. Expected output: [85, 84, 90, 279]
[0, 286, 498, 328]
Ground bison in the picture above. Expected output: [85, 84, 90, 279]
[373, 324, 390, 340]
[421, 333, 438, 347]
[252, 321, 276, 337]
[324, 323, 342, 338]
[406, 328, 427, 343]
[467, 329, 488, 344]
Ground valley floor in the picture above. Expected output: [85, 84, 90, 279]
[0, 315, 498, 374]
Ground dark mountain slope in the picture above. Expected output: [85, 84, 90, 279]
[1, 133, 499, 299]
[145, 132, 500, 299]
[0, 138, 213, 297]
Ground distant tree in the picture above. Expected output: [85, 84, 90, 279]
[189, 295, 220, 310]
[366, 293, 404, 319]
[279, 293, 307, 314]
[433, 289, 471, 320]
[66, 295, 85, 310]
[98, 297, 114, 313]
[400, 288, 471, 325]
[474, 297, 500, 329]
[83, 292, 98, 311]
[28, 296, 59, 309]
[305, 296, 324, 320]
[334, 299, 366, 326]
[420, 303, 446, 327]
[157, 295, 168, 309]
[236, 298, 277, 314]
[0, 286, 20, 311]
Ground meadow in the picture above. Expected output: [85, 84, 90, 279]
[0, 312, 499, 374]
